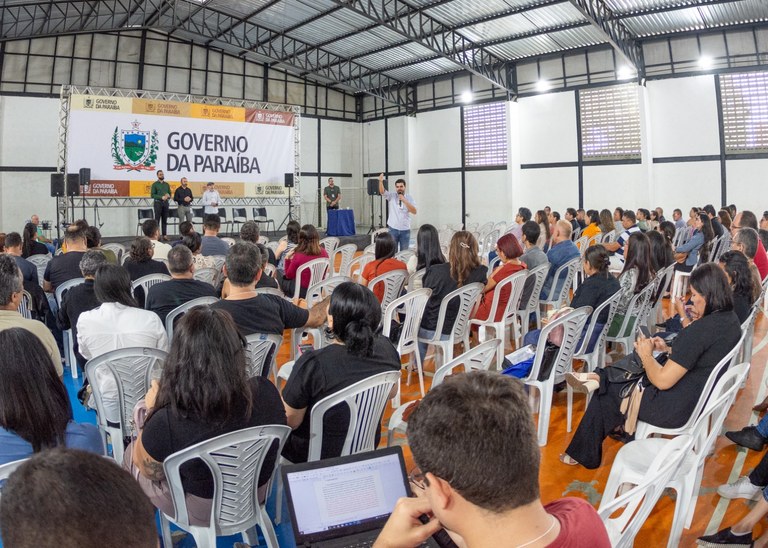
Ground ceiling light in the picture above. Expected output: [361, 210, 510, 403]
[536, 80, 550, 92]
[460, 91, 473, 103]
[699, 55, 714, 70]
[617, 66, 635, 80]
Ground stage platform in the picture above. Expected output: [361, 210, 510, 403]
[102, 226, 376, 251]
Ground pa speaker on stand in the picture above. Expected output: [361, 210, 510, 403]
[367, 178, 386, 234]
[277, 173, 294, 231]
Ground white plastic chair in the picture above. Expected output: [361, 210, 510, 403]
[602, 363, 749, 548]
[160, 425, 291, 548]
[333, 243, 357, 276]
[17, 290, 33, 319]
[28, 254, 51, 288]
[85, 347, 168, 464]
[597, 435, 691, 548]
[406, 268, 426, 292]
[605, 280, 657, 356]
[368, 269, 408, 312]
[738, 301, 760, 365]
[319, 237, 339, 258]
[0, 457, 29, 492]
[539, 257, 580, 314]
[386, 339, 499, 446]
[193, 267, 219, 286]
[395, 249, 415, 263]
[647, 264, 675, 331]
[382, 288, 432, 400]
[370, 227, 388, 245]
[220, 236, 236, 248]
[521, 307, 590, 446]
[417, 282, 484, 370]
[132, 273, 171, 305]
[165, 296, 219, 340]
[517, 263, 549, 339]
[468, 270, 528, 370]
[101, 242, 126, 264]
[346, 252, 374, 279]
[56, 277, 86, 378]
[244, 333, 283, 379]
[291, 257, 331, 300]
[263, 263, 277, 279]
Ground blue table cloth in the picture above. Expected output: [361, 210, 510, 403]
[327, 209, 355, 236]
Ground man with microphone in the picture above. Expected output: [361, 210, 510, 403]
[379, 172, 417, 251]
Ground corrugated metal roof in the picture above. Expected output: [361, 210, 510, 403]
[356, 43, 437, 71]
[522, 2, 590, 27]
[487, 33, 566, 59]
[254, 0, 333, 32]
[547, 25, 608, 49]
[459, 13, 541, 43]
[383, 58, 461, 81]
[603, 0, 679, 15]
[621, 8, 706, 37]
[701, 0, 768, 28]
[424, 0, 537, 27]
[287, 12, 365, 45]
[207, 0, 280, 19]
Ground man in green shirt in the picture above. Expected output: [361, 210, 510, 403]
[150, 170, 171, 241]
[323, 177, 341, 210]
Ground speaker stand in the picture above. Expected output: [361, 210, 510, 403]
[276, 186, 293, 231]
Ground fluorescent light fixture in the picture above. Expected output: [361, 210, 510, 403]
[617, 66, 635, 80]
[699, 55, 713, 69]
[536, 80, 550, 92]
[460, 91, 473, 103]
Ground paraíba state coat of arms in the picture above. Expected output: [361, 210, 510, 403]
[112, 120, 159, 171]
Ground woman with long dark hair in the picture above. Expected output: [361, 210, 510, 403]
[408, 224, 446, 275]
[22, 222, 48, 258]
[564, 263, 741, 468]
[128, 307, 286, 524]
[535, 210, 551, 248]
[276, 220, 301, 272]
[360, 231, 407, 303]
[599, 209, 615, 237]
[281, 282, 400, 463]
[0, 328, 102, 464]
[607, 231, 655, 337]
[675, 212, 714, 273]
[647, 229, 674, 273]
[282, 224, 328, 298]
[720, 250, 760, 322]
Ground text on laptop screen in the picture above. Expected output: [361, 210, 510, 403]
[285, 451, 408, 536]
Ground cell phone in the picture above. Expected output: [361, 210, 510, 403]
[638, 325, 652, 339]
[417, 514, 459, 548]
[297, 343, 314, 355]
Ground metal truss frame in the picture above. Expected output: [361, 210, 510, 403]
[57, 85, 302, 224]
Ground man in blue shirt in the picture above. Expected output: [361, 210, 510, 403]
[605, 210, 640, 270]
[540, 220, 580, 300]
[379, 173, 417, 251]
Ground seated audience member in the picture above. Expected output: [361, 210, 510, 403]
[282, 282, 400, 463]
[732, 227, 763, 289]
[534, 210, 551, 249]
[240, 220, 277, 265]
[141, 218, 171, 261]
[647, 229, 674, 273]
[221, 243, 280, 296]
[276, 220, 301, 272]
[636, 208, 650, 232]
[655, 206, 666, 222]
[171, 220, 195, 247]
[673, 208, 687, 230]
[212, 242, 327, 335]
[473, 234, 526, 323]
[282, 224, 329, 298]
[0, 255, 62, 375]
[604, 210, 640, 270]
[123, 236, 170, 280]
[576, 208, 588, 229]
[182, 231, 217, 270]
[419, 231, 487, 360]
[719, 250, 760, 323]
[373, 372, 610, 548]
[613, 207, 625, 236]
[518, 221, 548, 309]
[540, 220, 579, 301]
[607, 232, 654, 337]
[145, 245, 217, 324]
[733, 210, 768, 280]
[688, 206, 700, 227]
[22, 222, 49, 258]
[0, 329, 102, 465]
[405, 224, 445, 291]
[703, 204, 725, 237]
[648, 209, 660, 232]
[84, 225, 117, 264]
[77, 264, 169, 424]
[29, 214, 55, 252]
[675, 212, 714, 273]
[599, 209, 615, 237]
[548, 211, 561, 243]
[506, 207, 531, 246]
[5, 231, 38, 284]
[127, 307, 286, 524]
[0, 448, 157, 548]
[760, 229, 768, 256]
[200, 214, 229, 256]
[564, 264, 741, 468]
[56, 250, 108, 369]
[43, 225, 88, 293]
[565, 207, 580, 234]
[360, 231, 407, 303]
[581, 210, 601, 241]
[719, 208, 733, 232]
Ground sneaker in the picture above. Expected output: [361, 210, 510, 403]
[725, 426, 768, 452]
[717, 476, 763, 501]
[697, 527, 753, 547]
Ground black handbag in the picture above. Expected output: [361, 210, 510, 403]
[604, 351, 668, 398]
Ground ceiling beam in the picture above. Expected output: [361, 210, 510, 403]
[327, 0, 516, 97]
[612, 0, 743, 20]
[567, 0, 644, 77]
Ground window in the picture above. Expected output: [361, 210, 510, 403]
[463, 102, 507, 167]
[720, 72, 768, 155]
[579, 84, 641, 161]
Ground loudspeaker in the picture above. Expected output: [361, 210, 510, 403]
[284, 173, 294, 188]
[66, 173, 80, 196]
[367, 178, 387, 196]
[79, 167, 91, 187]
[50, 173, 65, 197]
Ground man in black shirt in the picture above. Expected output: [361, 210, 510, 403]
[57, 250, 108, 368]
[4, 232, 38, 285]
[211, 242, 328, 335]
[44, 226, 88, 293]
[173, 176, 194, 224]
[240, 221, 277, 266]
[145, 245, 217, 324]
[703, 204, 724, 237]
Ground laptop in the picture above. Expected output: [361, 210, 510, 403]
[282, 446, 441, 548]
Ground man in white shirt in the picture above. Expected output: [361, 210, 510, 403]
[141, 219, 172, 261]
[378, 173, 417, 251]
[201, 181, 221, 215]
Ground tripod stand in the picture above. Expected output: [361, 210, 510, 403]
[276, 186, 293, 231]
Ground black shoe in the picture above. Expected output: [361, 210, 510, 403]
[725, 426, 768, 452]
[697, 527, 753, 546]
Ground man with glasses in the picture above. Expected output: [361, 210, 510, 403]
[374, 372, 609, 548]
[732, 211, 768, 280]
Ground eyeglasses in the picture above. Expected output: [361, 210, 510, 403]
[409, 468, 428, 490]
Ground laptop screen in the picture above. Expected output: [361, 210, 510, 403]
[283, 447, 410, 544]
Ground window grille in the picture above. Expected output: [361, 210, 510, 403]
[720, 72, 768, 155]
[579, 84, 641, 161]
[463, 102, 507, 167]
